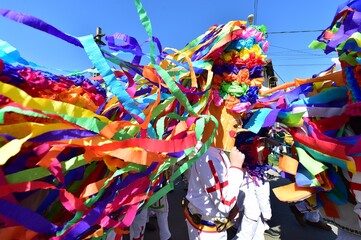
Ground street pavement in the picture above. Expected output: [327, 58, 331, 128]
[128, 171, 338, 240]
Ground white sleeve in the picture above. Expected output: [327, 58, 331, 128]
[196, 151, 244, 215]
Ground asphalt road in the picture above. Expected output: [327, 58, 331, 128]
[126, 171, 338, 240]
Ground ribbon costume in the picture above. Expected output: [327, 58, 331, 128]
[177, 20, 268, 239]
[2, 0, 361, 239]
[0, 2, 268, 239]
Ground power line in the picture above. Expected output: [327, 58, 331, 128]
[269, 56, 337, 60]
[269, 45, 326, 57]
[273, 69, 286, 83]
[268, 49, 322, 54]
[273, 64, 333, 66]
[252, 1, 323, 34]
[268, 54, 334, 58]
[267, 30, 324, 34]
[269, 54, 327, 57]
[268, 48, 336, 54]
[267, 51, 333, 56]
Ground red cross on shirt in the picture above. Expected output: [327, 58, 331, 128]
[205, 159, 235, 206]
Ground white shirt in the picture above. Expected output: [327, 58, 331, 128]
[186, 147, 244, 218]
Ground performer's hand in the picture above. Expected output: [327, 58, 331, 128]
[230, 147, 245, 169]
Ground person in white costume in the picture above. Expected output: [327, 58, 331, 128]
[230, 128, 283, 239]
[147, 195, 172, 240]
[231, 172, 272, 240]
[184, 146, 245, 240]
[129, 208, 149, 240]
[106, 208, 148, 240]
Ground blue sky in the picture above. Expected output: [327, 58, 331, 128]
[0, 0, 343, 83]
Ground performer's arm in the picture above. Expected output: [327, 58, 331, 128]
[197, 147, 244, 215]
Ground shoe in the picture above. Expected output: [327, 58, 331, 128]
[264, 228, 280, 238]
[305, 220, 332, 231]
[289, 205, 306, 226]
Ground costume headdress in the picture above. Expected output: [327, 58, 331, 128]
[172, 21, 269, 151]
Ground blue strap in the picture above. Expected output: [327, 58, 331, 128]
[78, 35, 146, 122]
[186, 207, 216, 227]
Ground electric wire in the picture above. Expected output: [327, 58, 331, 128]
[269, 45, 326, 57]
[273, 69, 286, 83]
[267, 55, 337, 60]
[253, 0, 258, 25]
[267, 30, 324, 34]
[273, 64, 333, 66]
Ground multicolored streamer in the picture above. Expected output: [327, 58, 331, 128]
[3, 0, 361, 237]
[0, 0, 270, 239]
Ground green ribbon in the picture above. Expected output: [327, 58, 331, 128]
[220, 81, 249, 97]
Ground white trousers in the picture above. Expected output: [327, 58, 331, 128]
[232, 215, 265, 240]
[130, 208, 148, 240]
[148, 210, 171, 240]
[106, 230, 122, 240]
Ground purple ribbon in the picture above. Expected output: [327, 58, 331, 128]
[327, 12, 361, 53]
[0, 9, 82, 48]
[257, 90, 284, 103]
[4, 151, 36, 174]
[284, 83, 313, 105]
[63, 162, 157, 239]
[249, 66, 263, 78]
[29, 129, 96, 142]
[262, 109, 280, 128]
[106, 33, 143, 65]
[0, 198, 59, 235]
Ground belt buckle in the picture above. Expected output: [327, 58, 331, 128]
[216, 222, 227, 232]
[215, 219, 233, 232]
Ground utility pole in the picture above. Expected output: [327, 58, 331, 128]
[91, 27, 106, 78]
